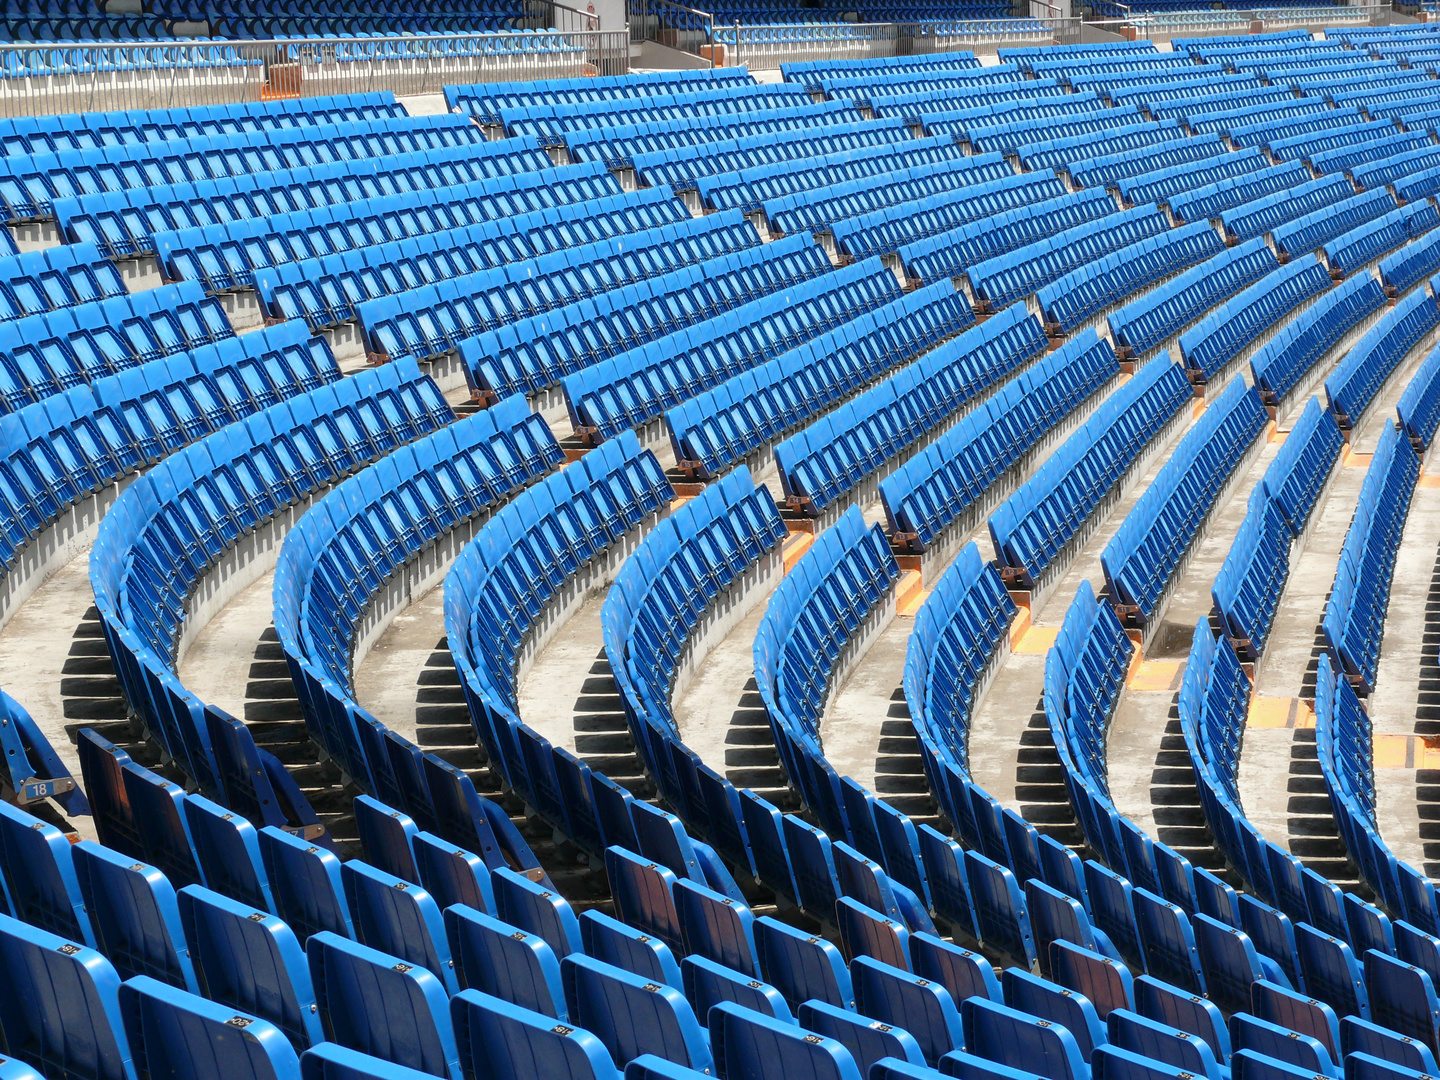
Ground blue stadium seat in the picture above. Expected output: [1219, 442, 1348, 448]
[118, 976, 300, 1080]
[755, 916, 853, 1012]
[579, 911, 683, 990]
[72, 841, 196, 992]
[450, 989, 620, 1080]
[709, 1002, 863, 1080]
[961, 997, 1088, 1080]
[560, 955, 711, 1074]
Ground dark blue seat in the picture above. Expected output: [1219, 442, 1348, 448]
[1039, 836, 1089, 913]
[708, 1002, 862, 1080]
[1395, 921, 1440, 988]
[1301, 871, 1349, 943]
[493, 865, 582, 957]
[674, 877, 759, 979]
[1347, 896, 1396, 959]
[560, 955, 711, 1074]
[412, 831, 496, 916]
[1251, 980, 1340, 1060]
[1133, 888, 1203, 995]
[120, 761, 202, 890]
[1134, 975, 1229, 1063]
[72, 841, 197, 992]
[118, 975, 299, 1080]
[1296, 924, 1369, 1021]
[0, 800, 92, 944]
[833, 842, 906, 928]
[755, 915, 853, 1012]
[180, 794, 274, 913]
[797, 1000, 925, 1076]
[1342, 1015, 1440, 1076]
[852, 955, 963, 1066]
[782, 815, 842, 921]
[1229, 1013, 1337, 1079]
[353, 795, 420, 883]
[605, 846, 684, 955]
[1086, 861, 1141, 970]
[1363, 949, 1439, 1057]
[837, 897, 911, 971]
[680, 955, 793, 1027]
[305, 931, 460, 1080]
[178, 884, 323, 1051]
[444, 904, 565, 1019]
[450, 989, 620, 1080]
[1193, 868, 1240, 929]
[76, 729, 143, 860]
[301, 1044, 442, 1080]
[910, 932, 1000, 1007]
[941, 1050, 1046, 1080]
[342, 861, 455, 994]
[917, 825, 975, 940]
[1239, 898, 1300, 991]
[0, 911, 131, 1080]
[1232, 1049, 1320, 1080]
[1050, 940, 1134, 1020]
[961, 997, 1088, 1080]
[1024, 878, 1117, 976]
[1192, 912, 1282, 1015]
[258, 826, 353, 944]
[1091, 1044, 1192, 1080]
[963, 851, 1036, 970]
[1346, 1051, 1437, 1080]
[1003, 967, 1105, 1062]
[579, 910, 682, 989]
[1106, 1010, 1224, 1080]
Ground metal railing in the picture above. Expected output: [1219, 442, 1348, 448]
[629, 0, 717, 59]
[0, 26, 629, 116]
[1085, 0, 1387, 34]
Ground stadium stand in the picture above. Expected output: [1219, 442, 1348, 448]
[10, 36, 1440, 1080]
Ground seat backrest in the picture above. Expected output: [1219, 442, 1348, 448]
[72, 841, 196, 992]
[444, 904, 565, 1019]
[797, 999, 925, 1076]
[1106, 1009, 1222, 1080]
[559, 954, 711, 1075]
[258, 826, 353, 944]
[118, 975, 300, 1080]
[450, 989, 619, 1080]
[300, 1043, 441, 1080]
[341, 861, 455, 994]
[180, 794, 273, 913]
[852, 955, 963, 1066]
[304, 931, 459, 1080]
[603, 847, 683, 954]
[960, 997, 1088, 1080]
[579, 910, 682, 989]
[1295, 924, 1368, 1021]
[910, 932, 1000, 1007]
[708, 1001, 863, 1080]
[1363, 948, 1440, 1056]
[412, 831, 495, 916]
[0, 911, 131, 1080]
[1251, 979, 1340, 1059]
[674, 877, 759, 979]
[493, 865, 581, 957]
[754, 915, 853, 1012]
[836, 896, 910, 971]
[353, 795, 420, 883]
[178, 884, 323, 1051]
[1049, 940, 1133, 1020]
[0, 800, 91, 944]
[680, 955, 792, 1028]
[1002, 967, 1105, 1062]
[1228, 1013, 1335, 1078]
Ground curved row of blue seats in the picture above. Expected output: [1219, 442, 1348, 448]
[1326, 285, 1440, 429]
[500, 85, 817, 143]
[1250, 270, 1385, 404]
[1110, 238, 1277, 358]
[1309, 128, 1427, 178]
[1276, 189, 1405, 262]
[55, 135, 555, 259]
[442, 433, 676, 826]
[781, 49, 981, 85]
[1220, 173, 1354, 244]
[1397, 339, 1440, 449]
[869, 80, 1066, 122]
[1180, 256, 1333, 382]
[0, 319, 332, 577]
[879, 330, 1115, 553]
[988, 354, 1193, 590]
[773, 302, 1047, 516]
[824, 66, 1027, 104]
[1213, 396, 1343, 659]
[1329, 78, 1440, 113]
[765, 155, 1014, 239]
[156, 161, 620, 292]
[1091, 70, 1256, 102]
[967, 203, 1168, 313]
[457, 236, 831, 402]
[571, 258, 914, 444]
[1232, 107, 1368, 152]
[1068, 130, 1224, 191]
[0, 685, 87, 814]
[1166, 159, 1307, 225]
[0, 276, 234, 415]
[0, 93, 404, 159]
[88, 360, 451, 795]
[660, 277, 973, 479]
[1326, 203, 1440, 277]
[443, 68, 753, 121]
[1125, 76, 1272, 115]
[699, 136, 967, 216]
[847, 172, 1078, 270]
[921, 91, 1110, 143]
[1029, 52, 1195, 79]
[1271, 119, 1395, 166]
[1021, 120, 1188, 180]
[343, 209, 759, 360]
[1316, 653, 1419, 925]
[1323, 421, 1418, 695]
[1039, 221, 1223, 336]
[632, 119, 911, 195]
[1101, 377, 1269, 622]
[1152, 84, 1294, 123]
[562, 103, 861, 170]
[0, 114, 486, 222]
[0, 238, 126, 330]
[258, 188, 689, 331]
[966, 104, 1146, 158]
[1365, 86, 1440, 124]
[756, 507, 900, 834]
